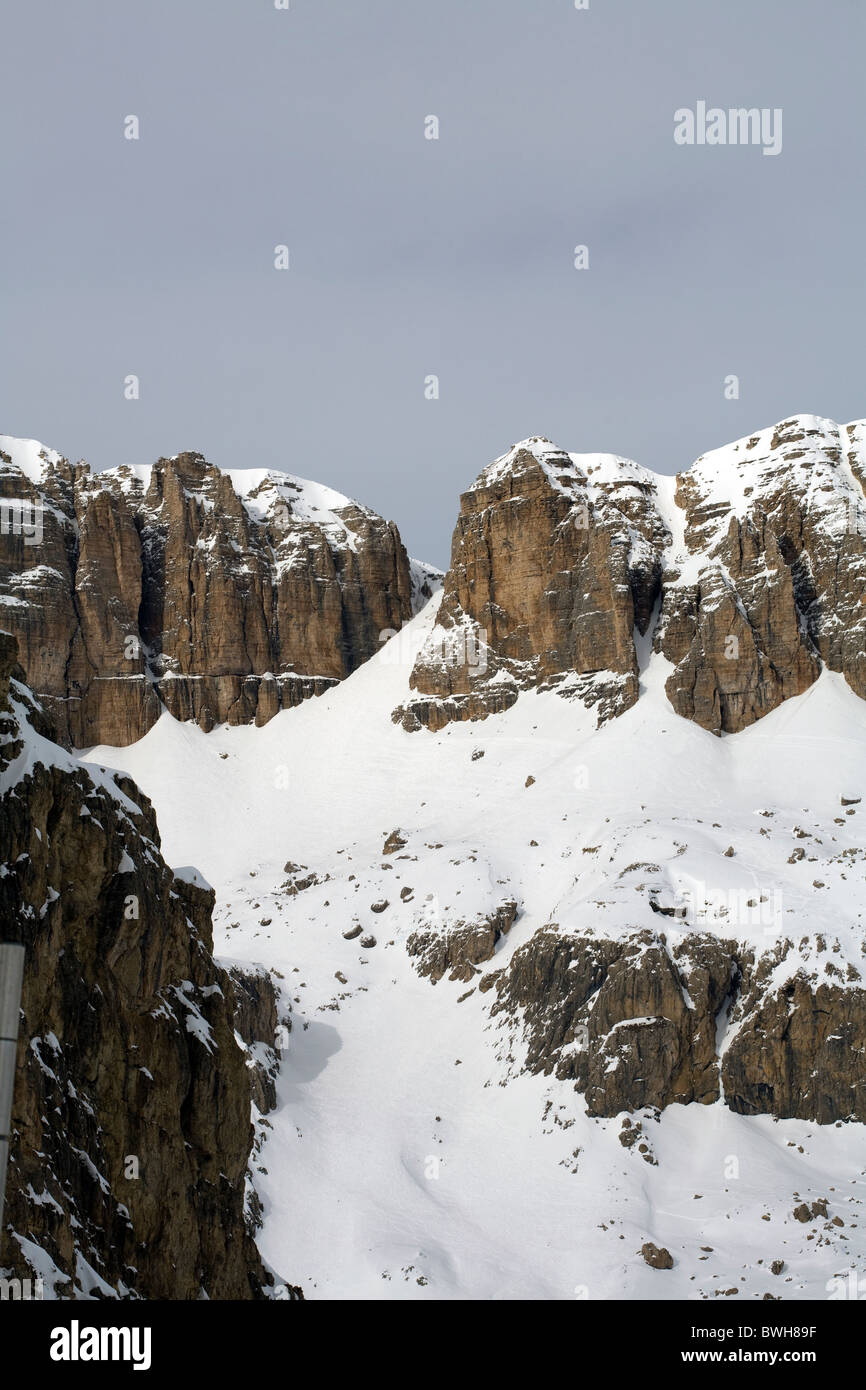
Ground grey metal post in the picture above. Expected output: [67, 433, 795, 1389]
[0, 943, 25, 1243]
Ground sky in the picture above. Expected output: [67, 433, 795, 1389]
[1, 0, 863, 568]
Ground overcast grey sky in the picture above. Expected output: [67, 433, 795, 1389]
[2, 0, 863, 567]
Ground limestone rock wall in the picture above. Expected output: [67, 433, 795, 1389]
[0, 440, 424, 747]
[485, 922, 866, 1124]
[658, 416, 866, 733]
[395, 439, 666, 730]
[0, 631, 298, 1298]
[400, 416, 866, 735]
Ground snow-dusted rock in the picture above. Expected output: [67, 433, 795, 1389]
[400, 416, 866, 735]
[0, 630, 298, 1298]
[0, 438, 439, 747]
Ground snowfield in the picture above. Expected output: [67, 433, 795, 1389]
[84, 594, 866, 1301]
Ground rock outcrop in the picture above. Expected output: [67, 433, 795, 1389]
[0, 630, 298, 1298]
[228, 965, 287, 1116]
[398, 416, 866, 735]
[395, 438, 666, 731]
[658, 416, 866, 733]
[484, 922, 866, 1124]
[0, 437, 439, 747]
[406, 901, 519, 983]
[721, 945, 866, 1125]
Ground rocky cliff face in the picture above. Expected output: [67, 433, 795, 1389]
[659, 416, 866, 733]
[0, 437, 438, 747]
[399, 868, 866, 1127]
[482, 923, 866, 1124]
[384, 402, 866, 1129]
[0, 630, 297, 1298]
[396, 438, 666, 731]
[397, 416, 866, 735]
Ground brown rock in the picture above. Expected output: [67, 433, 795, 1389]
[641, 1243, 674, 1270]
[659, 417, 866, 733]
[490, 925, 733, 1113]
[722, 953, 866, 1124]
[397, 416, 866, 737]
[487, 920, 866, 1125]
[395, 440, 666, 731]
[228, 966, 284, 1114]
[407, 901, 518, 984]
[0, 443, 429, 746]
[0, 633, 296, 1298]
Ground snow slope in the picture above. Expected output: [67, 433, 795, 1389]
[0, 436, 63, 484]
[84, 595, 866, 1301]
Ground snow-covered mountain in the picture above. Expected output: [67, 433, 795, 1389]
[70, 414, 866, 1300]
[82, 593, 866, 1299]
[3, 414, 865, 1301]
[401, 415, 866, 736]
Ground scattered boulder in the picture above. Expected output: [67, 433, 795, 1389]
[641, 1243, 673, 1270]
